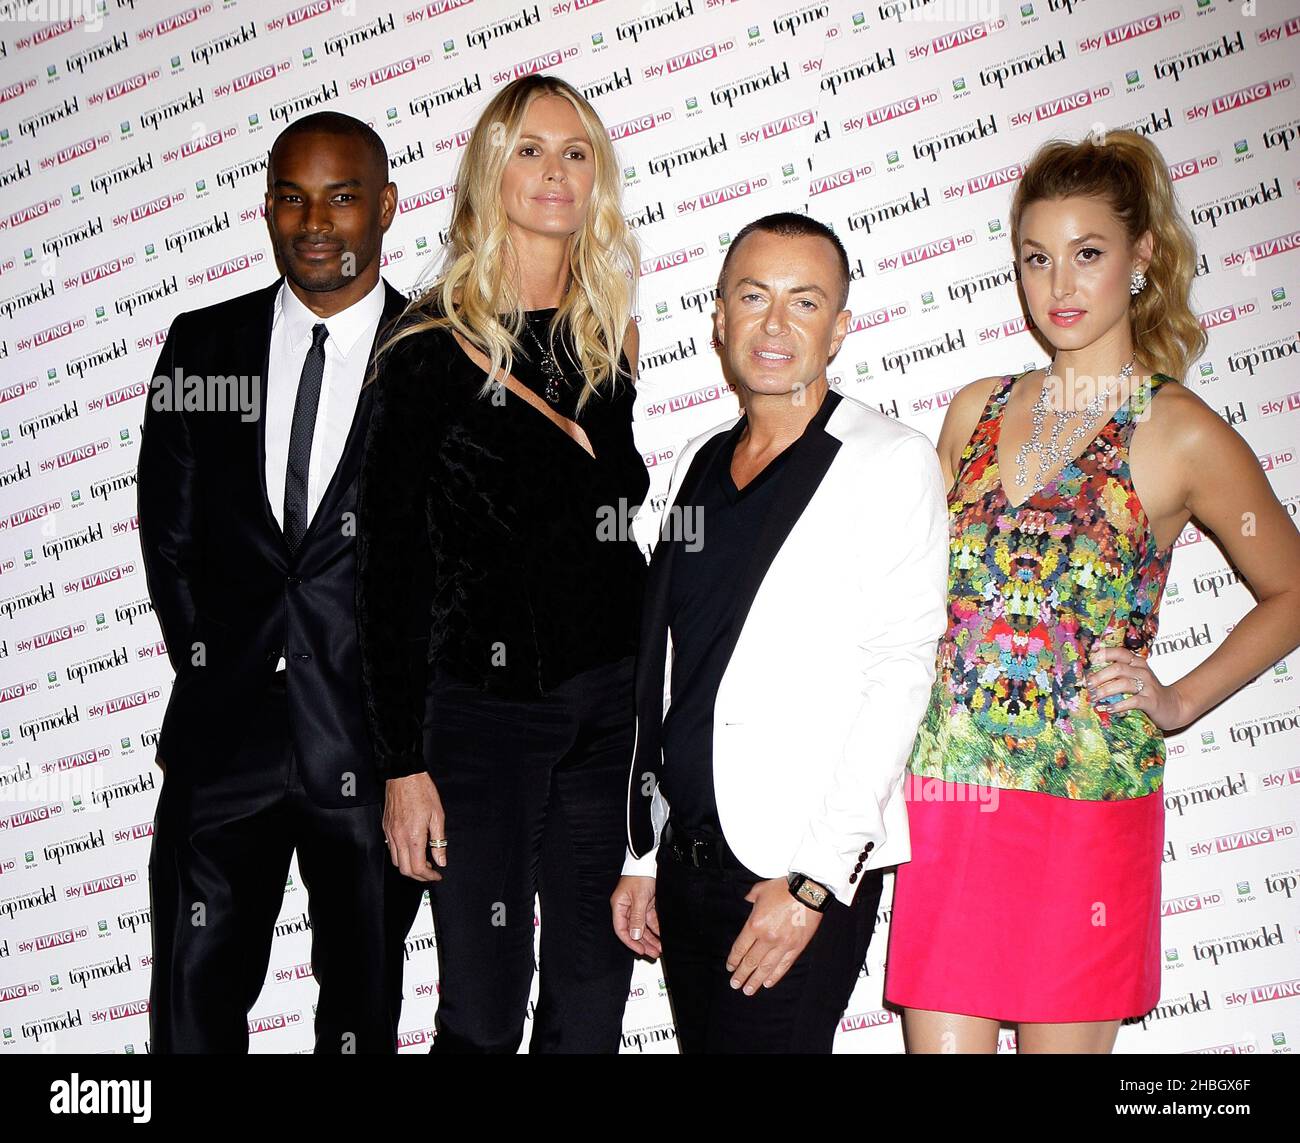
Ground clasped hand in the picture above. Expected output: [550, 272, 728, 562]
[611, 874, 821, 994]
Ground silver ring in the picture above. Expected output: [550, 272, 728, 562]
[430, 839, 448, 849]
[1133, 677, 1145, 694]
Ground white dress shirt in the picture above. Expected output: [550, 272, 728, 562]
[265, 275, 386, 532]
[265, 276, 385, 671]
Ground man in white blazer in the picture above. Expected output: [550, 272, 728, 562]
[610, 213, 949, 1053]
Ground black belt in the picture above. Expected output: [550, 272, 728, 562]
[661, 821, 753, 873]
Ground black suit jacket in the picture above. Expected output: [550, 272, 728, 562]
[136, 276, 409, 807]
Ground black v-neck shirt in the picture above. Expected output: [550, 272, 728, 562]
[659, 414, 805, 835]
[356, 310, 649, 776]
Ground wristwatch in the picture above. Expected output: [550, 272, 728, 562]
[787, 872, 831, 912]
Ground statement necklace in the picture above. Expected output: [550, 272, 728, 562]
[1013, 355, 1136, 497]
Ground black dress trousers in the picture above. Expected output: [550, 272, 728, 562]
[655, 834, 885, 1054]
[147, 673, 416, 1053]
[416, 654, 638, 1054]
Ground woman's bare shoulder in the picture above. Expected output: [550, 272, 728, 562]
[950, 373, 1010, 416]
[1140, 376, 1243, 460]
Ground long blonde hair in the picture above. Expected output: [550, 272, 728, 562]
[1009, 129, 1207, 382]
[376, 74, 639, 412]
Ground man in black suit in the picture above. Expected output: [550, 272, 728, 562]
[138, 112, 424, 1053]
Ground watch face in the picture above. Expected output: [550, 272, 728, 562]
[797, 881, 826, 906]
[790, 875, 827, 909]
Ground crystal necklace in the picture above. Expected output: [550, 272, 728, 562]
[521, 315, 565, 406]
[1013, 354, 1136, 497]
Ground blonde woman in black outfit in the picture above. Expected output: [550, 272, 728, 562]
[356, 75, 646, 1053]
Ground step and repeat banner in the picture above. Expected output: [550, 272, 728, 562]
[0, 0, 1297, 1055]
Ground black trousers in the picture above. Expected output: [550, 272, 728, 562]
[409, 654, 638, 1053]
[147, 673, 415, 1053]
[656, 832, 885, 1054]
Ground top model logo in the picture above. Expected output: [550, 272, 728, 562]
[979, 40, 1066, 90]
[18, 97, 79, 141]
[325, 13, 396, 57]
[467, 4, 541, 50]
[618, 0, 695, 44]
[66, 31, 130, 77]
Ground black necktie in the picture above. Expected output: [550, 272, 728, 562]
[283, 322, 328, 553]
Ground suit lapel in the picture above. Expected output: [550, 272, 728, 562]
[245, 279, 287, 550]
[632, 389, 844, 785]
[634, 429, 732, 727]
[629, 428, 732, 852]
[628, 391, 845, 853]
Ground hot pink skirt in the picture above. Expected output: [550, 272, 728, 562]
[883, 777, 1164, 1023]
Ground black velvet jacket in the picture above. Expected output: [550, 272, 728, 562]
[356, 314, 650, 778]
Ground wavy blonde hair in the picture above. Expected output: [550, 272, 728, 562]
[1009, 128, 1207, 383]
[375, 74, 639, 412]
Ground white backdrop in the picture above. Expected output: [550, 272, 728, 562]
[0, 0, 1297, 1055]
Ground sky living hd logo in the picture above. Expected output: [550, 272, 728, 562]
[840, 88, 941, 134]
[0, 499, 64, 533]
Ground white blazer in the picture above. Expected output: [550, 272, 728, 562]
[622, 388, 949, 905]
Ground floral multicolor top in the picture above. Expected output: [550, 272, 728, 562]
[908, 371, 1175, 800]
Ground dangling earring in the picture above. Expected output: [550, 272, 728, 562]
[1130, 268, 1147, 296]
